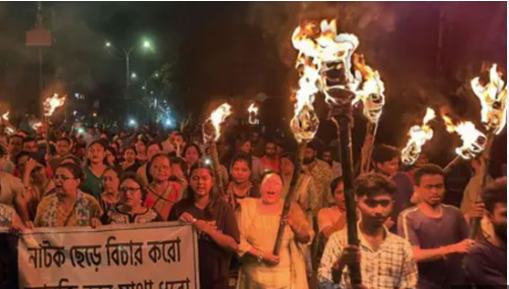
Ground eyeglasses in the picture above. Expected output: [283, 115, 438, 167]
[53, 174, 75, 181]
[119, 187, 141, 194]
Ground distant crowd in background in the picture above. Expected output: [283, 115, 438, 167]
[0, 121, 506, 289]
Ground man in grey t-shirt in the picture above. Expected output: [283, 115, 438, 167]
[398, 164, 475, 289]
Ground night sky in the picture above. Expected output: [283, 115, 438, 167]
[0, 2, 505, 168]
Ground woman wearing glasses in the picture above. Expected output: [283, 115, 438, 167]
[99, 173, 161, 225]
[27, 163, 102, 228]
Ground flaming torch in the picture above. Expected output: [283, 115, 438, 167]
[0, 109, 15, 135]
[272, 37, 320, 257]
[43, 93, 66, 154]
[202, 103, 232, 196]
[401, 108, 436, 165]
[247, 102, 259, 125]
[353, 54, 386, 174]
[292, 19, 363, 285]
[467, 63, 507, 238]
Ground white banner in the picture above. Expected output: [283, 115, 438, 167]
[18, 222, 199, 289]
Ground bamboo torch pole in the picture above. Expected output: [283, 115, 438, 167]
[468, 133, 494, 239]
[330, 99, 362, 285]
[273, 140, 308, 255]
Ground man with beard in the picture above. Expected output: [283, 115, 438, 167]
[260, 140, 280, 173]
[302, 143, 332, 208]
[398, 164, 474, 289]
[318, 173, 418, 289]
[372, 144, 414, 232]
[464, 177, 507, 286]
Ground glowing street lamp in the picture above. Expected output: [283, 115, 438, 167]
[143, 40, 151, 49]
[131, 72, 137, 79]
[105, 41, 111, 48]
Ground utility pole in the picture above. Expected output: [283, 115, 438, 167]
[26, 1, 52, 116]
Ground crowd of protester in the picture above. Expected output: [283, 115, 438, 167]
[0, 123, 506, 289]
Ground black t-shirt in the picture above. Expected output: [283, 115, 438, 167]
[168, 198, 240, 288]
[464, 239, 507, 286]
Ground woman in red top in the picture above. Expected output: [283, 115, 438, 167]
[144, 154, 181, 220]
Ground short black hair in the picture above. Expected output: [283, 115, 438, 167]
[147, 141, 163, 151]
[280, 152, 295, 164]
[9, 134, 23, 143]
[124, 146, 137, 155]
[56, 137, 71, 146]
[483, 177, 507, 213]
[22, 137, 36, 145]
[183, 143, 203, 158]
[372, 144, 400, 165]
[119, 172, 148, 202]
[57, 162, 84, 182]
[15, 151, 31, 165]
[330, 176, 344, 196]
[170, 157, 188, 177]
[230, 153, 252, 170]
[306, 142, 317, 151]
[354, 173, 397, 198]
[414, 164, 444, 186]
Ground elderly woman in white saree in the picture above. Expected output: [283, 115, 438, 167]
[237, 172, 313, 289]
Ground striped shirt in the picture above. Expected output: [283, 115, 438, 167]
[318, 225, 418, 289]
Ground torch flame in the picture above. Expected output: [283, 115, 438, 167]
[470, 64, 507, 135]
[2, 111, 9, 121]
[401, 108, 436, 165]
[44, 93, 66, 117]
[247, 102, 259, 125]
[203, 103, 232, 142]
[291, 19, 384, 124]
[442, 115, 487, 159]
[31, 121, 43, 131]
[290, 27, 322, 143]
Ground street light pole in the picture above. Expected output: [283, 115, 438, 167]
[123, 48, 133, 88]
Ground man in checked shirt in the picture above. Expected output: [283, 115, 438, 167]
[318, 173, 418, 289]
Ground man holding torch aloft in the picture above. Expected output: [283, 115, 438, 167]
[318, 173, 418, 289]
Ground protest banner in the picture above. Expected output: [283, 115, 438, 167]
[17, 222, 199, 289]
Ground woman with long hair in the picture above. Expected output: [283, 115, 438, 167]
[99, 167, 120, 214]
[237, 172, 312, 289]
[28, 163, 102, 228]
[105, 146, 121, 170]
[20, 155, 55, 220]
[183, 143, 202, 170]
[145, 154, 181, 220]
[99, 173, 161, 224]
[136, 141, 162, 187]
[135, 135, 149, 164]
[169, 160, 239, 289]
[82, 140, 108, 200]
[226, 153, 260, 212]
[121, 147, 141, 173]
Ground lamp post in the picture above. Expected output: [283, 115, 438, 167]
[104, 39, 153, 89]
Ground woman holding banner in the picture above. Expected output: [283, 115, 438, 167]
[236, 172, 312, 289]
[99, 173, 161, 225]
[169, 160, 239, 289]
[28, 163, 102, 228]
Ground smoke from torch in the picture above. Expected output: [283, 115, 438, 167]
[202, 103, 233, 143]
[247, 102, 259, 125]
[401, 108, 436, 165]
[44, 93, 66, 117]
[442, 115, 487, 160]
[470, 63, 507, 135]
